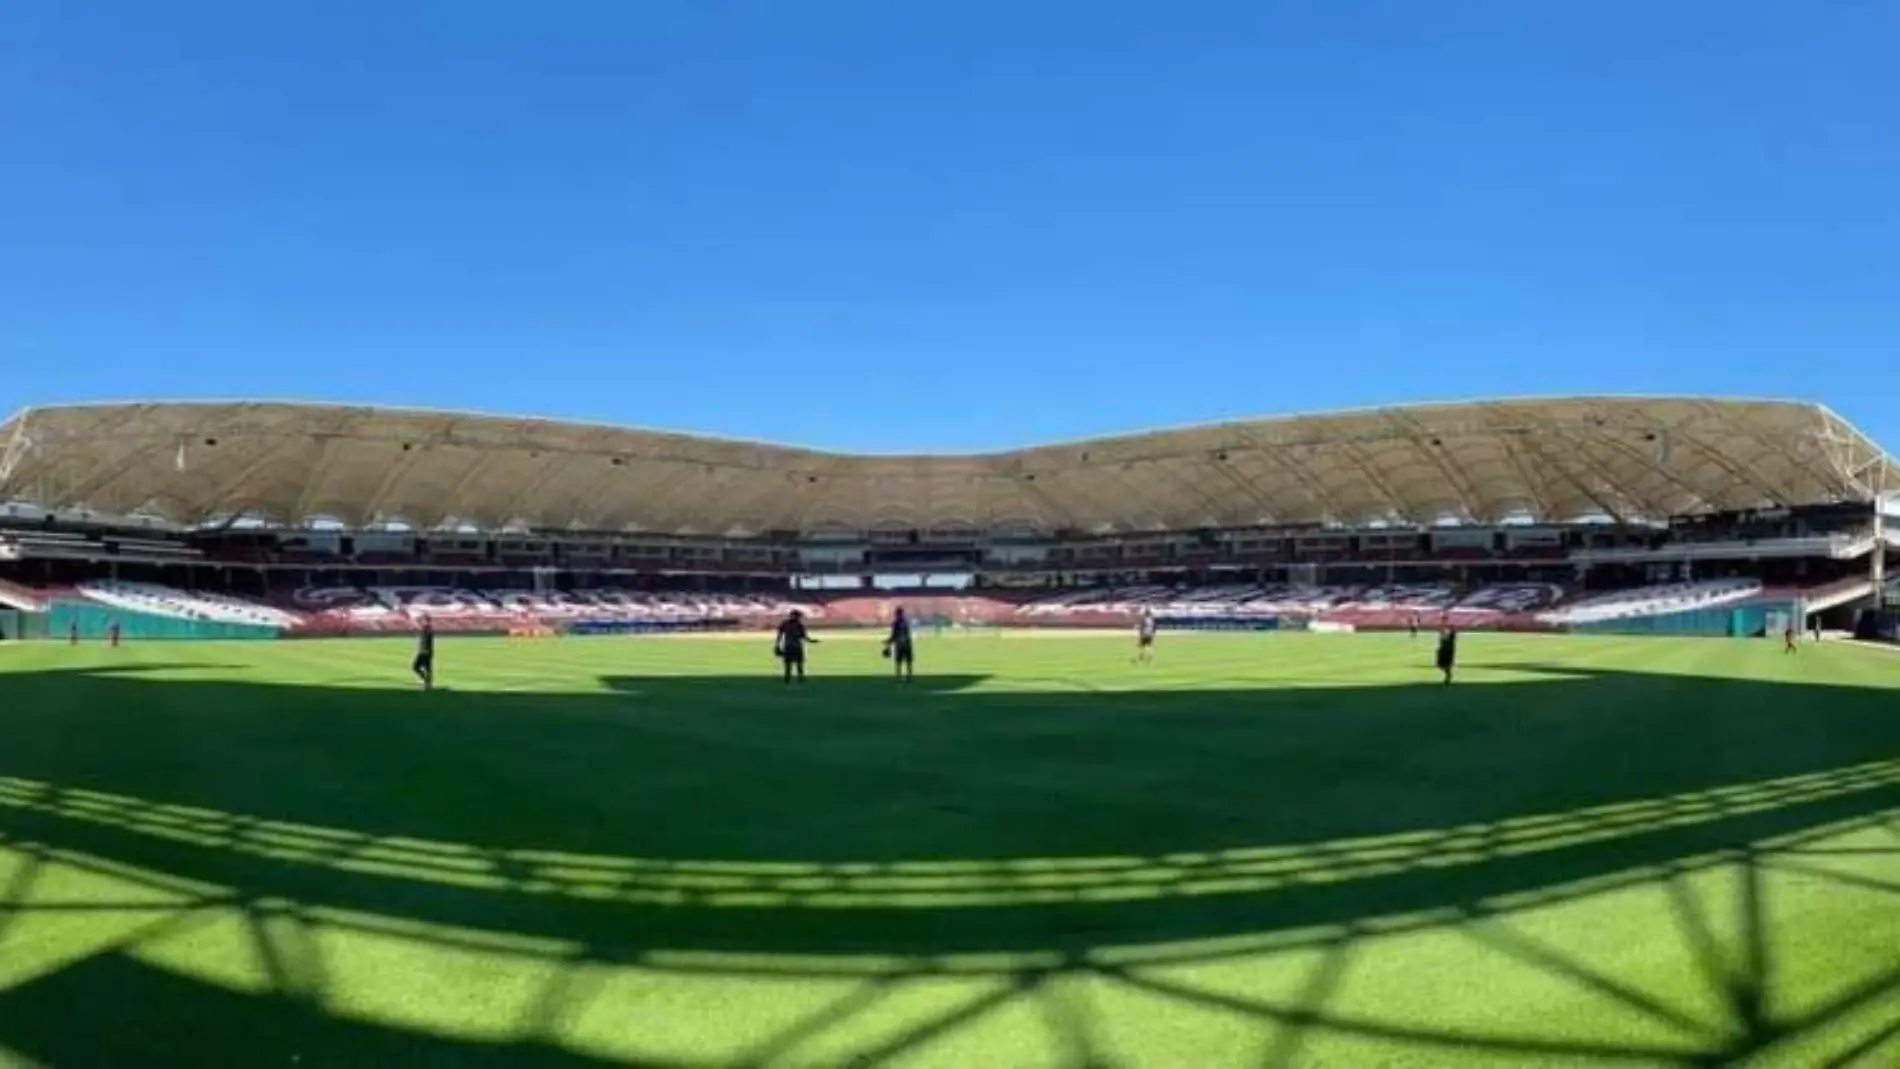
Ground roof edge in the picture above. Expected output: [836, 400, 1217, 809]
[7, 393, 1846, 461]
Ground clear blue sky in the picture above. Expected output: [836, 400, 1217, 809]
[3, 0, 1896, 453]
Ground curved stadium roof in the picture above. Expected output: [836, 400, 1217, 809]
[0, 398, 1891, 535]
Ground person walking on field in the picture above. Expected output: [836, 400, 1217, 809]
[883, 606, 915, 682]
[413, 615, 436, 691]
[1135, 608, 1158, 665]
[775, 608, 819, 683]
[1436, 626, 1458, 685]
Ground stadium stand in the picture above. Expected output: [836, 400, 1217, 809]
[816, 595, 1020, 628]
[1537, 579, 1764, 625]
[78, 581, 301, 629]
[1446, 583, 1569, 617]
[1009, 583, 1572, 630]
[1, 568, 1883, 639]
[0, 398, 1890, 641]
[0, 576, 44, 611]
[278, 586, 818, 636]
[24, 569, 1873, 639]
[1800, 574, 1882, 614]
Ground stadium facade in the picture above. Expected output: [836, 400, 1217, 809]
[0, 398, 1894, 642]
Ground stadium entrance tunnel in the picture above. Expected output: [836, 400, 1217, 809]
[6, 656, 1900, 1065]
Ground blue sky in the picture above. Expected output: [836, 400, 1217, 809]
[3, 0, 1896, 453]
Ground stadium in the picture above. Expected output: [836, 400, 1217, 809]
[3, 396, 1900, 1067]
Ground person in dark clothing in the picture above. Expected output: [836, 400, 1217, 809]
[1435, 627, 1458, 685]
[1135, 609, 1158, 665]
[883, 606, 915, 682]
[413, 615, 436, 691]
[775, 609, 819, 683]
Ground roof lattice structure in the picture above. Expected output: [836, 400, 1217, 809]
[0, 398, 1890, 534]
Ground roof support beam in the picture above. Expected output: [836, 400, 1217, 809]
[54, 438, 180, 511]
[1388, 412, 1488, 520]
[197, 437, 312, 525]
[1810, 408, 1893, 499]
[487, 453, 582, 527]
[1672, 429, 1788, 506]
[0, 413, 35, 486]
[64, 404, 251, 518]
[1204, 456, 1284, 522]
[1172, 457, 1253, 525]
[288, 436, 347, 524]
[1489, 427, 1556, 519]
[630, 463, 726, 532]
[786, 465, 883, 533]
[7, 399, 1887, 534]
[1231, 429, 1348, 523]
[707, 473, 810, 535]
[569, 458, 684, 531]
[1409, 442, 1486, 520]
[646, 479, 734, 533]
[428, 451, 508, 528]
[359, 446, 437, 526]
[1012, 472, 1079, 531]
[1337, 441, 1414, 522]
[1084, 459, 1218, 530]
[1511, 433, 1627, 523]
[1562, 431, 1711, 518]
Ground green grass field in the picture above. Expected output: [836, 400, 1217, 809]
[4, 630, 1900, 1068]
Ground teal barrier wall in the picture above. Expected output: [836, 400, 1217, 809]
[41, 600, 279, 641]
[1570, 600, 1795, 638]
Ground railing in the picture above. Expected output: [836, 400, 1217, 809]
[1569, 531, 1873, 564]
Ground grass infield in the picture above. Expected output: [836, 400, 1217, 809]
[2, 631, 1899, 1067]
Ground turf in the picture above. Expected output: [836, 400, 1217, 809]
[3, 630, 1900, 1068]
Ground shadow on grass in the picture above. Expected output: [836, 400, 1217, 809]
[3, 659, 1900, 1065]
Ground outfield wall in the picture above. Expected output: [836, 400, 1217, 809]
[1566, 599, 1797, 639]
[23, 600, 280, 641]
